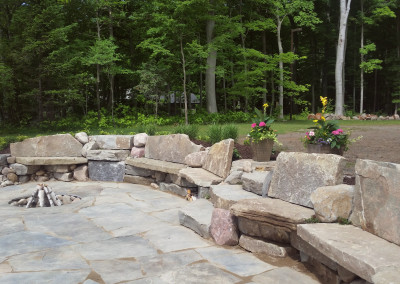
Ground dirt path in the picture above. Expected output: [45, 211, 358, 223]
[276, 125, 400, 174]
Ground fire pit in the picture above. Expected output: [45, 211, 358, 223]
[8, 184, 81, 208]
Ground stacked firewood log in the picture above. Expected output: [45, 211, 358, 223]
[8, 184, 81, 208]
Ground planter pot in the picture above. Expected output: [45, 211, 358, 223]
[307, 144, 344, 156]
[251, 139, 274, 162]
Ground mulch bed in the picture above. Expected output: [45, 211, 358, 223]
[0, 145, 10, 154]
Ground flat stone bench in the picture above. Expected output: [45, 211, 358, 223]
[297, 223, 400, 283]
[15, 157, 88, 165]
[125, 157, 187, 175]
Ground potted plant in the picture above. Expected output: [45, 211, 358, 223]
[246, 103, 280, 161]
[303, 96, 359, 155]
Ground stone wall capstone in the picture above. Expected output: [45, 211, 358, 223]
[268, 152, 346, 208]
[10, 134, 83, 157]
[202, 139, 234, 179]
[350, 159, 400, 246]
[145, 134, 202, 164]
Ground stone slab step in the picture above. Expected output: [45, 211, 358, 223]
[15, 157, 88, 166]
[297, 223, 400, 283]
[252, 267, 320, 284]
[210, 184, 260, 210]
[230, 198, 315, 232]
[87, 150, 130, 161]
[239, 235, 293, 258]
[179, 199, 214, 238]
[126, 157, 187, 175]
[179, 167, 223, 187]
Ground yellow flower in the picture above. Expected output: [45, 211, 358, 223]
[263, 103, 269, 110]
[313, 120, 318, 123]
[320, 96, 328, 106]
[321, 116, 326, 121]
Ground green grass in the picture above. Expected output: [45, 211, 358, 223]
[1, 119, 400, 151]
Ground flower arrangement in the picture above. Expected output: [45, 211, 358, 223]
[246, 103, 279, 144]
[303, 96, 356, 151]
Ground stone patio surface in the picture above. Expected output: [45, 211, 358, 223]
[0, 181, 320, 284]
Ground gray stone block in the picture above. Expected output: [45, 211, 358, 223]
[125, 164, 154, 177]
[88, 161, 125, 182]
[90, 135, 133, 150]
[159, 183, 188, 197]
[179, 199, 214, 238]
[10, 163, 40, 175]
[242, 171, 273, 196]
[87, 150, 130, 161]
[0, 154, 10, 166]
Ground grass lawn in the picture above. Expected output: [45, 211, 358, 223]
[1, 119, 400, 151]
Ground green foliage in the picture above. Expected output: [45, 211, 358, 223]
[305, 217, 320, 224]
[337, 217, 352, 225]
[207, 124, 223, 144]
[232, 148, 241, 161]
[221, 124, 239, 141]
[173, 124, 199, 140]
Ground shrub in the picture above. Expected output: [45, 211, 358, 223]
[173, 124, 199, 140]
[145, 124, 157, 136]
[221, 124, 238, 141]
[208, 124, 222, 144]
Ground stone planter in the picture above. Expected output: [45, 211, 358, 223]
[251, 139, 274, 162]
[307, 144, 343, 156]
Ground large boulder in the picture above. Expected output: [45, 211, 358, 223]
[90, 135, 133, 150]
[81, 141, 99, 157]
[10, 163, 40, 175]
[86, 150, 130, 161]
[203, 139, 234, 179]
[74, 132, 89, 144]
[145, 134, 202, 164]
[10, 134, 83, 157]
[242, 171, 273, 196]
[350, 159, 400, 246]
[184, 151, 207, 168]
[133, 133, 148, 147]
[310, 184, 354, 222]
[0, 154, 10, 166]
[268, 152, 346, 208]
[73, 165, 88, 181]
[130, 147, 145, 158]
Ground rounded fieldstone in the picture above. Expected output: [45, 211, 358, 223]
[7, 173, 18, 183]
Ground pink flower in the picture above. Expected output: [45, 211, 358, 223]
[251, 123, 257, 128]
[337, 129, 343, 133]
[332, 130, 339, 135]
[259, 122, 266, 127]
[309, 131, 315, 136]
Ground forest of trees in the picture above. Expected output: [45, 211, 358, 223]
[0, 0, 399, 126]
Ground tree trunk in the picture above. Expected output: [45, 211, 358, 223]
[180, 38, 188, 125]
[277, 15, 284, 119]
[335, 0, 352, 116]
[96, 11, 101, 120]
[223, 76, 227, 112]
[262, 31, 267, 104]
[360, 0, 364, 114]
[108, 5, 115, 124]
[205, 4, 217, 113]
[37, 67, 43, 121]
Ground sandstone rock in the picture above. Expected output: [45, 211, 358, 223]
[62, 195, 72, 204]
[75, 132, 89, 144]
[310, 184, 354, 222]
[150, 183, 159, 189]
[338, 265, 357, 283]
[252, 267, 321, 284]
[350, 159, 400, 246]
[238, 217, 291, 244]
[179, 167, 223, 187]
[239, 235, 292, 258]
[145, 134, 202, 163]
[44, 165, 69, 173]
[6, 156, 16, 164]
[133, 133, 148, 147]
[36, 170, 45, 176]
[36, 176, 49, 182]
[243, 160, 253, 173]
[210, 184, 260, 210]
[304, 255, 341, 284]
[209, 208, 239, 246]
[88, 161, 125, 182]
[81, 141, 99, 157]
[184, 151, 207, 167]
[90, 135, 133, 150]
[203, 139, 234, 179]
[86, 150, 130, 161]
[11, 134, 83, 157]
[1, 167, 14, 175]
[15, 157, 87, 165]
[231, 198, 315, 232]
[7, 173, 18, 183]
[125, 164, 154, 177]
[159, 183, 188, 197]
[297, 223, 400, 283]
[225, 170, 243, 185]
[242, 171, 273, 196]
[0, 154, 10, 166]
[123, 175, 154, 185]
[73, 165, 88, 181]
[54, 172, 73, 182]
[130, 147, 145, 158]
[179, 199, 213, 238]
[126, 157, 186, 175]
[268, 152, 346, 208]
